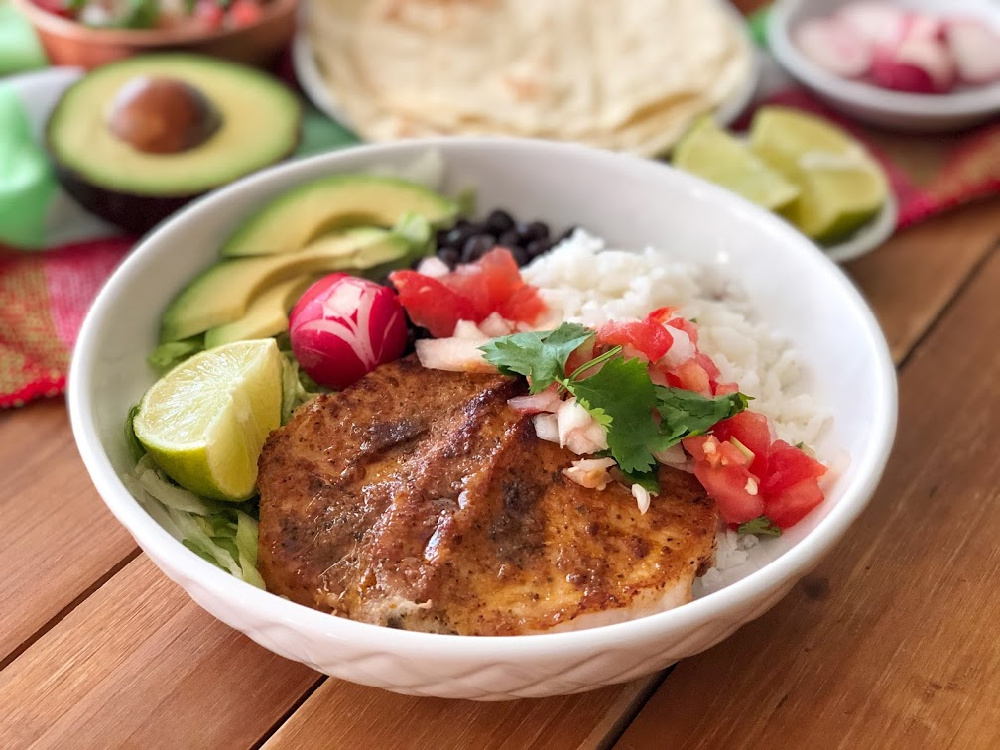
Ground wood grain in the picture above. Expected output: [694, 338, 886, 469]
[0, 555, 320, 750]
[263, 673, 661, 750]
[845, 196, 1000, 362]
[617, 247, 1000, 749]
[0, 398, 136, 666]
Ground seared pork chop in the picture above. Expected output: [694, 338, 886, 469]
[257, 356, 718, 635]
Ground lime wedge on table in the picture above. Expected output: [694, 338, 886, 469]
[674, 117, 800, 210]
[132, 339, 283, 501]
[750, 107, 888, 244]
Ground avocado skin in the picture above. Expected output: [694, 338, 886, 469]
[50, 138, 297, 235]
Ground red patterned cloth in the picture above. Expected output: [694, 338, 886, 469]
[0, 238, 132, 407]
[1, 91, 999, 409]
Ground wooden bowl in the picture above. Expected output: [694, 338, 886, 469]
[11, 0, 298, 69]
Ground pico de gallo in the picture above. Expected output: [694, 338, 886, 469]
[33, 0, 267, 31]
[390, 238, 828, 535]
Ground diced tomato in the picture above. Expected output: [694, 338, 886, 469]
[390, 248, 545, 336]
[671, 359, 712, 395]
[760, 440, 827, 496]
[646, 307, 677, 324]
[712, 411, 773, 477]
[663, 315, 699, 345]
[596, 318, 673, 362]
[227, 0, 262, 27]
[194, 0, 225, 29]
[448, 248, 522, 319]
[715, 381, 739, 395]
[692, 459, 764, 524]
[497, 282, 547, 325]
[764, 477, 824, 528]
[388, 271, 477, 338]
[694, 352, 721, 384]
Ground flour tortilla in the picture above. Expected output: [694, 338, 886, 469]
[308, 0, 753, 156]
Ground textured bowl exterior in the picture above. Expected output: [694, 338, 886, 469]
[68, 139, 897, 699]
[11, 0, 297, 69]
[769, 0, 1000, 133]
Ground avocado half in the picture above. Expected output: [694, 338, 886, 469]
[46, 55, 302, 235]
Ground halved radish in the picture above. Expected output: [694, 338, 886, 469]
[871, 36, 955, 93]
[835, 2, 909, 46]
[946, 19, 1000, 85]
[794, 16, 874, 78]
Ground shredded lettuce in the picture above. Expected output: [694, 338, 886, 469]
[280, 350, 323, 424]
[148, 336, 204, 373]
[124, 454, 264, 588]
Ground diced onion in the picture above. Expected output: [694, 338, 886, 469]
[563, 457, 617, 490]
[632, 483, 652, 515]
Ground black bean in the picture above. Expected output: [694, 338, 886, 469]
[436, 245, 461, 268]
[403, 321, 432, 355]
[461, 233, 495, 263]
[509, 246, 531, 266]
[483, 209, 515, 236]
[526, 239, 552, 258]
[497, 229, 521, 248]
[515, 221, 549, 243]
[443, 223, 477, 248]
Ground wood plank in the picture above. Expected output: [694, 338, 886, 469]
[263, 674, 662, 750]
[844, 196, 1000, 362]
[0, 555, 320, 750]
[0, 398, 136, 666]
[616, 247, 1000, 749]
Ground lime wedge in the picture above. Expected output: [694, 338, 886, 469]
[750, 107, 888, 244]
[674, 117, 800, 210]
[133, 339, 283, 501]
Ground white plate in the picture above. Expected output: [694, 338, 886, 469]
[293, 0, 762, 149]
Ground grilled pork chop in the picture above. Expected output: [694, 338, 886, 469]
[257, 356, 718, 635]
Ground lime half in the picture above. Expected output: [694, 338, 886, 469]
[750, 107, 888, 244]
[133, 339, 283, 501]
[674, 117, 800, 211]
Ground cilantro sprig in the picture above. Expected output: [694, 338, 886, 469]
[480, 322, 750, 493]
[737, 516, 782, 537]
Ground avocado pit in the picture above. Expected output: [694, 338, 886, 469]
[107, 77, 221, 155]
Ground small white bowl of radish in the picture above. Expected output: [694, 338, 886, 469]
[768, 0, 1000, 132]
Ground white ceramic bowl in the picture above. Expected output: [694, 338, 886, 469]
[68, 139, 897, 700]
[769, 0, 1000, 132]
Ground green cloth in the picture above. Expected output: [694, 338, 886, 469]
[294, 106, 361, 158]
[0, 83, 56, 249]
[0, 3, 48, 76]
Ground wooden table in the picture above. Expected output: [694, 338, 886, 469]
[0, 192, 997, 748]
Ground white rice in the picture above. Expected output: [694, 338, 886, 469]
[522, 230, 830, 448]
[522, 230, 832, 580]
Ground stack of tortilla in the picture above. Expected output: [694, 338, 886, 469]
[307, 0, 754, 157]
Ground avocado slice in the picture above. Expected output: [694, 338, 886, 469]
[160, 228, 406, 342]
[203, 275, 316, 350]
[220, 174, 459, 257]
[46, 54, 301, 235]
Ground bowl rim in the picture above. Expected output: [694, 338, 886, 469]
[768, 0, 1000, 117]
[11, 0, 297, 45]
[67, 137, 898, 658]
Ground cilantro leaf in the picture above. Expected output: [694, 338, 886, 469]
[655, 386, 749, 444]
[568, 356, 666, 474]
[619, 466, 660, 494]
[479, 322, 593, 393]
[737, 515, 782, 537]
